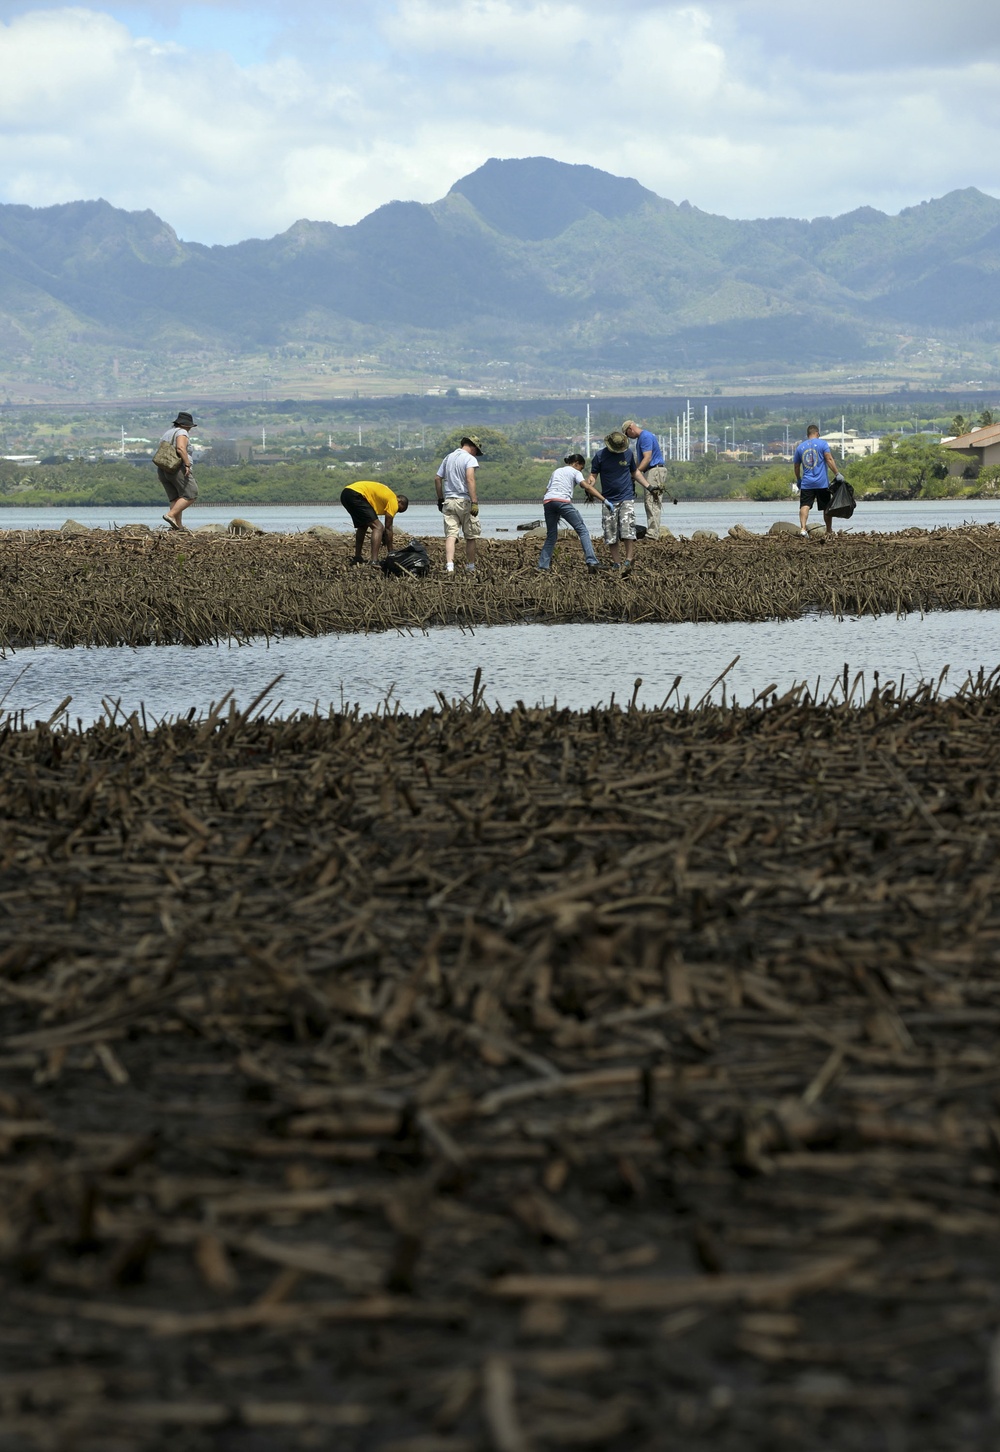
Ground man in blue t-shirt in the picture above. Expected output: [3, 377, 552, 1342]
[586, 430, 641, 571]
[793, 425, 846, 538]
[623, 420, 665, 539]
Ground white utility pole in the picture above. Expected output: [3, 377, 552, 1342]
[585, 404, 591, 461]
[120, 426, 125, 457]
[704, 405, 708, 456]
[358, 425, 362, 446]
[261, 427, 266, 450]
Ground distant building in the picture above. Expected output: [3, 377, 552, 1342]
[821, 429, 881, 459]
[940, 423, 1000, 475]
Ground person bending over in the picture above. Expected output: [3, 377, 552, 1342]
[340, 480, 408, 565]
[537, 453, 607, 573]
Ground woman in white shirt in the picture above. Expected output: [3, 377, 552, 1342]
[537, 453, 608, 573]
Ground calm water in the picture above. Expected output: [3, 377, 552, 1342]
[2, 498, 999, 540]
[2, 613, 996, 725]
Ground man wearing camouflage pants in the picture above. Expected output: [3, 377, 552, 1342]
[623, 420, 666, 540]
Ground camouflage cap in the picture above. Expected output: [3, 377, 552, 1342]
[604, 430, 629, 453]
[461, 435, 484, 456]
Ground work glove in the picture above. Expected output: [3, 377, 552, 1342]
[834, 473, 846, 484]
[470, 503, 479, 517]
[436, 498, 444, 512]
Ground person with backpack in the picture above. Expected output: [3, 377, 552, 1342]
[155, 411, 199, 530]
[586, 429, 645, 573]
[340, 480, 409, 565]
[793, 425, 847, 538]
[536, 452, 607, 573]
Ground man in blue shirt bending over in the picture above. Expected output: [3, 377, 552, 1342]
[793, 424, 846, 538]
[623, 420, 665, 539]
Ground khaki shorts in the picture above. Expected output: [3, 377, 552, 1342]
[158, 466, 198, 503]
[442, 498, 481, 541]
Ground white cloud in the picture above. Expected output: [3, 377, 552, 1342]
[0, 1, 997, 243]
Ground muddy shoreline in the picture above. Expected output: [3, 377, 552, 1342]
[1, 526, 1000, 648]
[1, 688, 999, 1447]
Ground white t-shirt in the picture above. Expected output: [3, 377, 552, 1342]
[436, 447, 478, 499]
[544, 465, 584, 504]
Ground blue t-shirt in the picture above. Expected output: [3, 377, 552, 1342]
[591, 447, 635, 503]
[632, 428, 664, 469]
[794, 438, 832, 489]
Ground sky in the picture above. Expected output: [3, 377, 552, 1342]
[0, 0, 998, 245]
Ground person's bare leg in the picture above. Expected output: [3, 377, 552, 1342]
[624, 539, 635, 563]
[608, 541, 621, 565]
[167, 496, 193, 529]
[799, 502, 810, 532]
[824, 510, 834, 536]
[354, 526, 367, 562]
[445, 536, 456, 566]
[465, 537, 476, 570]
[369, 521, 384, 563]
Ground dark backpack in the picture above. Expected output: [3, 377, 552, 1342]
[381, 541, 430, 578]
[828, 477, 857, 519]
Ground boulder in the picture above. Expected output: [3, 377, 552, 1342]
[769, 520, 800, 536]
[118, 522, 151, 536]
[807, 523, 826, 538]
[194, 522, 228, 535]
[728, 523, 753, 538]
[305, 524, 340, 538]
[516, 520, 543, 531]
[692, 529, 719, 541]
[60, 519, 90, 534]
[229, 517, 264, 535]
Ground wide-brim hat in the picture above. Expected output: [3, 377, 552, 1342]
[172, 411, 196, 429]
[461, 434, 483, 456]
[604, 430, 628, 453]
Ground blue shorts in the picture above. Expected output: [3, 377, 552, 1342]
[799, 488, 831, 512]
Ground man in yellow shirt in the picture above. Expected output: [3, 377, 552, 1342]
[340, 481, 409, 565]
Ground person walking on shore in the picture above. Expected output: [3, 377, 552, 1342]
[586, 430, 644, 572]
[536, 453, 607, 573]
[793, 424, 846, 538]
[622, 420, 666, 539]
[435, 435, 482, 574]
[155, 411, 199, 530]
[340, 480, 409, 565]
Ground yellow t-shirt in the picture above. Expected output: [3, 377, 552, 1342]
[346, 481, 398, 518]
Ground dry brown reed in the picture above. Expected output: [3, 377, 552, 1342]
[2, 680, 1000, 1447]
[2, 523, 1000, 648]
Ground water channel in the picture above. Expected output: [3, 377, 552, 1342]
[2, 501, 998, 723]
[1, 612, 996, 726]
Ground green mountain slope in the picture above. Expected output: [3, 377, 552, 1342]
[0, 157, 997, 383]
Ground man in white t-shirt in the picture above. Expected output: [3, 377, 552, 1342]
[435, 435, 482, 574]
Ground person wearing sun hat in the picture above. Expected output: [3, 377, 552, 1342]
[156, 410, 199, 530]
[435, 433, 483, 574]
[585, 429, 645, 572]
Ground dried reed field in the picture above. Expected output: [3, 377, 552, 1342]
[2, 524, 1000, 647]
[2, 681, 1000, 1449]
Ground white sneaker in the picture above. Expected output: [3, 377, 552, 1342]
[445, 562, 455, 573]
[798, 528, 809, 538]
[465, 564, 476, 573]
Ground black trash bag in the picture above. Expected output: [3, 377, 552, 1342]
[381, 541, 430, 578]
[827, 477, 857, 519]
[635, 524, 648, 539]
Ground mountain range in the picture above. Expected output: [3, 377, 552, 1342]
[0, 156, 999, 387]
